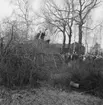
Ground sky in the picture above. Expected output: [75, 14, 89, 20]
[0, 0, 103, 21]
[0, 0, 42, 20]
[0, 0, 103, 48]
[0, 0, 12, 20]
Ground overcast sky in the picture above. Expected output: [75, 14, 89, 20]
[0, 0, 103, 48]
[0, 0, 103, 21]
[0, 0, 40, 20]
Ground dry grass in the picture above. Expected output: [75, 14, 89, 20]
[0, 86, 102, 105]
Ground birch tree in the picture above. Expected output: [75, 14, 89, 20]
[11, 0, 35, 39]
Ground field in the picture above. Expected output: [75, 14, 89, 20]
[0, 86, 102, 105]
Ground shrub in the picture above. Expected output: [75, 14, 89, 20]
[0, 39, 63, 88]
[49, 72, 72, 89]
[69, 59, 103, 98]
[0, 54, 38, 88]
[70, 60, 89, 82]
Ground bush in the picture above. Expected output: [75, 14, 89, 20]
[69, 59, 103, 98]
[0, 54, 38, 88]
[70, 60, 89, 82]
[49, 72, 72, 89]
[0, 39, 63, 88]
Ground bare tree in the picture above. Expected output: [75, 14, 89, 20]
[65, 0, 75, 50]
[0, 18, 20, 56]
[74, 0, 100, 45]
[11, 0, 35, 39]
[41, 0, 75, 52]
[42, 0, 66, 51]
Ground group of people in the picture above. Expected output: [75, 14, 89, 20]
[35, 30, 50, 44]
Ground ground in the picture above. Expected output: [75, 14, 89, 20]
[0, 86, 102, 105]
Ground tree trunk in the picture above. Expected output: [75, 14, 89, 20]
[78, 24, 83, 55]
[26, 25, 29, 39]
[26, 21, 29, 40]
[68, 27, 72, 51]
[78, 24, 83, 45]
[0, 38, 4, 56]
[62, 31, 66, 52]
